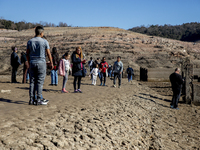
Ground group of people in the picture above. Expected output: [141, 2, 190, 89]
[10, 24, 135, 106]
[10, 26, 183, 110]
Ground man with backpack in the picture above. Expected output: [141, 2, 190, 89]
[126, 66, 134, 82]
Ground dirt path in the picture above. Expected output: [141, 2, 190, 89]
[0, 75, 199, 150]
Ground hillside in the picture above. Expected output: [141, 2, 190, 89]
[0, 27, 200, 76]
[129, 23, 200, 42]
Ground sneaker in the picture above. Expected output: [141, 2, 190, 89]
[29, 99, 34, 105]
[170, 105, 174, 108]
[41, 98, 49, 103]
[103, 84, 106, 86]
[74, 90, 78, 93]
[62, 89, 68, 93]
[78, 89, 83, 93]
[173, 107, 179, 110]
[36, 99, 48, 105]
[113, 85, 116, 88]
[100, 83, 102, 86]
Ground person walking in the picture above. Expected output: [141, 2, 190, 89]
[113, 56, 123, 88]
[126, 66, 134, 82]
[59, 52, 71, 93]
[11, 47, 21, 83]
[89, 64, 99, 86]
[21, 52, 29, 84]
[71, 46, 86, 93]
[26, 26, 53, 105]
[99, 57, 108, 86]
[169, 68, 184, 110]
[51, 47, 59, 86]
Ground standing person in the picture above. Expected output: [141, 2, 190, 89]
[169, 68, 184, 110]
[108, 65, 112, 77]
[88, 57, 94, 80]
[59, 52, 71, 93]
[71, 46, 86, 93]
[26, 26, 53, 105]
[99, 57, 108, 86]
[51, 47, 59, 86]
[96, 58, 101, 79]
[21, 52, 29, 83]
[113, 56, 123, 88]
[89, 64, 99, 86]
[126, 66, 134, 82]
[10, 47, 21, 83]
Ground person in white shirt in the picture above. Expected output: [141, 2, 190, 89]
[89, 64, 99, 86]
[59, 52, 71, 93]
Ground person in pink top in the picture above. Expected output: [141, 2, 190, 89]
[99, 57, 108, 86]
[59, 52, 71, 93]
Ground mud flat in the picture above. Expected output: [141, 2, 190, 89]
[0, 75, 199, 149]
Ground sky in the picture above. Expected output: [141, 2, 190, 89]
[0, 0, 200, 29]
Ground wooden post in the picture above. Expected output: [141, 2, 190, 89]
[181, 57, 193, 104]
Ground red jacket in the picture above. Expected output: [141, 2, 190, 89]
[100, 61, 108, 73]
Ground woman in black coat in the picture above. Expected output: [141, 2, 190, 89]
[71, 46, 86, 93]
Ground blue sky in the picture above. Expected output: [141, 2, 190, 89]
[0, 0, 199, 29]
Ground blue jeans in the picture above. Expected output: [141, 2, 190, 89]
[108, 70, 112, 77]
[100, 72, 106, 84]
[29, 62, 46, 100]
[128, 74, 132, 82]
[26, 69, 29, 81]
[51, 70, 58, 85]
[98, 72, 101, 79]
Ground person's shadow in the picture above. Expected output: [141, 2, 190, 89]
[0, 98, 27, 105]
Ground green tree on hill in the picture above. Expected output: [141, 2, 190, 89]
[129, 22, 200, 42]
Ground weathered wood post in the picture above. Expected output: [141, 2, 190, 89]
[181, 57, 193, 104]
[140, 67, 148, 81]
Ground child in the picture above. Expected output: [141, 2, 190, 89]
[59, 52, 71, 93]
[89, 64, 99, 85]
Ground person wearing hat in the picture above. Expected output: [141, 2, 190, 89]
[11, 47, 21, 83]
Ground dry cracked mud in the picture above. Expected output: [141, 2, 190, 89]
[0, 75, 200, 150]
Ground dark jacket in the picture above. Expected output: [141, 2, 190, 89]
[169, 72, 183, 90]
[71, 51, 85, 77]
[11, 52, 21, 68]
[52, 53, 59, 66]
[127, 67, 134, 75]
[92, 60, 99, 68]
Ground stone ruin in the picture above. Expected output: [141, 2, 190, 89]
[140, 57, 200, 105]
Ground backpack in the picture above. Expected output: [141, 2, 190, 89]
[127, 68, 131, 74]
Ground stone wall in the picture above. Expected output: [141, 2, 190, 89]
[193, 83, 200, 104]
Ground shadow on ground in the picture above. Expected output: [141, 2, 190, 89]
[0, 98, 27, 105]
